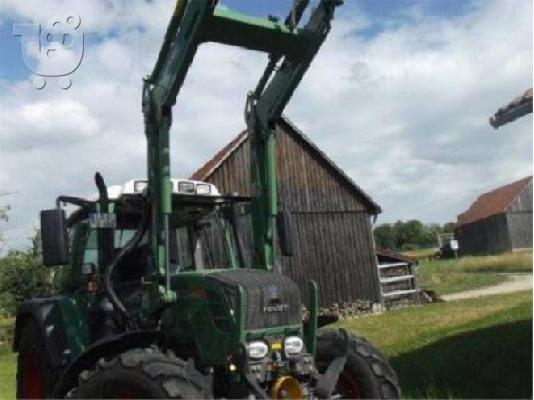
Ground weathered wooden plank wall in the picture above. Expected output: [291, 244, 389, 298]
[203, 122, 381, 305]
[455, 214, 512, 255]
[507, 212, 533, 249]
[507, 181, 532, 249]
[282, 212, 379, 304]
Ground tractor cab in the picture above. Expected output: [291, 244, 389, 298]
[47, 178, 252, 293]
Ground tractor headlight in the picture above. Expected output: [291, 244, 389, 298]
[247, 341, 269, 359]
[284, 336, 304, 356]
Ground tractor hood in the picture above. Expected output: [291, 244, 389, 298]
[206, 269, 302, 330]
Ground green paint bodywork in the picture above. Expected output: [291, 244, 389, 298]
[249, 128, 278, 271]
[305, 281, 319, 355]
[160, 270, 304, 367]
[56, 294, 90, 359]
[16, 293, 89, 364]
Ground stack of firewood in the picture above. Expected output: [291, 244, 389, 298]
[302, 299, 376, 321]
[319, 300, 374, 318]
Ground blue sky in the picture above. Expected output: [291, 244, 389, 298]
[1, 22, 26, 80]
[0, 0, 532, 250]
[1, 0, 474, 80]
[224, 0, 474, 19]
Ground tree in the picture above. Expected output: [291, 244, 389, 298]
[394, 220, 429, 250]
[373, 224, 396, 249]
[442, 222, 456, 233]
[0, 231, 53, 314]
[373, 220, 453, 251]
[0, 202, 9, 250]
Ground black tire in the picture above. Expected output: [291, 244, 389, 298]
[17, 318, 55, 399]
[316, 329, 401, 399]
[69, 346, 210, 399]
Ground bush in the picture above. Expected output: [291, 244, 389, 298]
[0, 316, 14, 353]
[0, 249, 54, 315]
[374, 220, 453, 251]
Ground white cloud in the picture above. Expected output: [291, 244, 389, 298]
[0, 97, 99, 151]
[287, 0, 532, 223]
[0, 0, 532, 250]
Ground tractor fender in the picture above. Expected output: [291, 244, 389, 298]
[13, 297, 72, 371]
[303, 314, 339, 332]
[53, 330, 161, 398]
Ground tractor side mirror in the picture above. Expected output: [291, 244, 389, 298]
[40, 208, 70, 266]
[277, 211, 294, 257]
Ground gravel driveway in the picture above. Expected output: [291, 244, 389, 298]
[441, 273, 533, 302]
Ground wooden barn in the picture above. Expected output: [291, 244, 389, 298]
[191, 116, 382, 305]
[455, 176, 533, 255]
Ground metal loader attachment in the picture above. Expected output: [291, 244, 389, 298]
[142, 0, 342, 310]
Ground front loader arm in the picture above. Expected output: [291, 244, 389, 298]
[142, 0, 341, 311]
[246, 1, 341, 270]
[142, 0, 217, 308]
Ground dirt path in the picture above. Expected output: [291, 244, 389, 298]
[441, 273, 532, 302]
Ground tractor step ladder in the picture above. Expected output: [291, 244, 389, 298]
[377, 261, 421, 309]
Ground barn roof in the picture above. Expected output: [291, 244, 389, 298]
[190, 116, 381, 214]
[375, 247, 416, 265]
[457, 176, 532, 226]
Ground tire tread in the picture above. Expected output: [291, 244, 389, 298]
[317, 329, 401, 399]
[69, 346, 208, 399]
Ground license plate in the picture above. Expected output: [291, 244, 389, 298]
[89, 213, 117, 228]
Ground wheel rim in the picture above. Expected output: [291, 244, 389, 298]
[111, 387, 140, 400]
[22, 351, 45, 399]
[336, 369, 363, 399]
[316, 362, 363, 399]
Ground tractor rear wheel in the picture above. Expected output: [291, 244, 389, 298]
[69, 347, 210, 399]
[316, 329, 401, 399]
[17, 318, 54, 399]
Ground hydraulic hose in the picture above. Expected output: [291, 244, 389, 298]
[103, 201, 148, 330]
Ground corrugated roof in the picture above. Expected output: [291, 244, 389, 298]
[190, 115, 381, 214]
[375, 247, 416, 265]
[457, 176, 532, 226]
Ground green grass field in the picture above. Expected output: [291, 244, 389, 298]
[402, 248, 439, 261]
[0, 350, 15, 400]
[335, 290, 533, 399]
[415, 251, 532, 295]
[419, 250, 533, 273]
[0, 317, 15, 400]
[416, 265, 505, 295]
[1, 291, 531, 399]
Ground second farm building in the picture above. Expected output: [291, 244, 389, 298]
[191, 117, 382, 306]
[455, 176, 533, 255]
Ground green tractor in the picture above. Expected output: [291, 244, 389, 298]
[13, 1, 400, 398]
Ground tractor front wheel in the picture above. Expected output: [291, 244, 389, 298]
[316, 329, 401, 399]
[69, 347, 210, 399]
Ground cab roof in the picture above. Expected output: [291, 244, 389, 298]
[105, 179, 221, 199]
